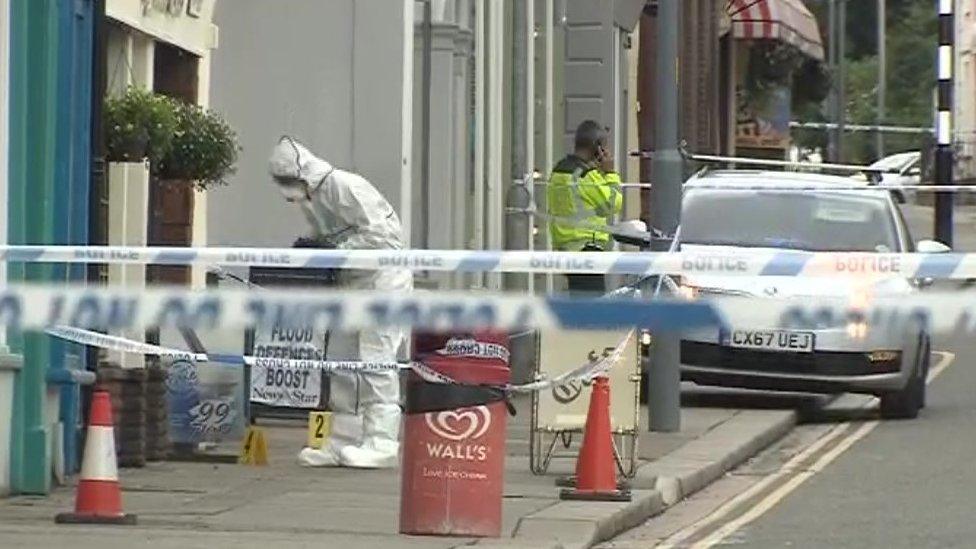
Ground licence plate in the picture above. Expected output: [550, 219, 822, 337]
[726, 330, 814, 353]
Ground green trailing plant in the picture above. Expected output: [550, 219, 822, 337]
[103, 87, 178, 163]
[156, 101, 240, 190]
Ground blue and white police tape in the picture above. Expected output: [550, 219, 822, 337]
[680, 184, 976, 192]
[436, 338, 511, 363]
[1, 244, 975, 279]
[45, 325, 408, 372]
[6, 284, 720, 332]
[46, 325, 630, 394]
[36, 290, 976, 351]
[534, 182, 976, 192]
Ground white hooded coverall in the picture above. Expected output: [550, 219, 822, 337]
[269, 137, 412, 469]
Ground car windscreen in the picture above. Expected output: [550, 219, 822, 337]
[679, 189, 900, 252]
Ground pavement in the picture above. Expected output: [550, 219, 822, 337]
[0, 392, 801, 549]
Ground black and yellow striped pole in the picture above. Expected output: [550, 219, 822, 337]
[935, 0, 955, 246]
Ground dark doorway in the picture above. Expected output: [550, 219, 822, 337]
[149, 41, 199, 286]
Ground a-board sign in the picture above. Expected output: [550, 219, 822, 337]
[166, 358, 246, 444]
[535, 330, 639, 432]
[250, 327, 328, 408]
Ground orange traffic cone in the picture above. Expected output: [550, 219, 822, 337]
[559, 376, 631, 502]
[55, 390, 137, 525]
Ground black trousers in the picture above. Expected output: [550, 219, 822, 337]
[564, 242, 606, 296]
[566, 274, 606, 296]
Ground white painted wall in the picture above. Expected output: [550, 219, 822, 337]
[207, 0, 414, 249]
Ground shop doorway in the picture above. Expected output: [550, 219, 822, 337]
[149, 41, 199, 286]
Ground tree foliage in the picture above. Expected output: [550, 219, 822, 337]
[796, 0, 936, 162]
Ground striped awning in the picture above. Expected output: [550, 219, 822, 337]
[728, 0, 824, 61]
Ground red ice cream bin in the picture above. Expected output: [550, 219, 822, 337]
[399, 332, 511, 537]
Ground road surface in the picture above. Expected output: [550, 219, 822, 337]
[604, 312, 976, 548]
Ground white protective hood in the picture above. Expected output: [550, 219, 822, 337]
[269, 137, 405, 251]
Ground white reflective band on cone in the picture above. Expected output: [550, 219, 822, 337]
[79, 426, 119, 482]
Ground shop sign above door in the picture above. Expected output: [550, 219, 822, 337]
[142, 0, 201, 19]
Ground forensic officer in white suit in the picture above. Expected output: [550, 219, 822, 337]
[269, 136, 412, 469]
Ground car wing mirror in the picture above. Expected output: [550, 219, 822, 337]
[916, 239, 951, 253]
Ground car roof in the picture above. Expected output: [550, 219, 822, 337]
[686, 170, 883, 192]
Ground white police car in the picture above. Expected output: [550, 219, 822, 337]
[669, 171, 947, 419]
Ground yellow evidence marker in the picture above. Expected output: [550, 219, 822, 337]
[239, 426, 269, 466]
[307, 411, 332, 449]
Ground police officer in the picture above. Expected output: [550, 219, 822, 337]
[546, 120, 623, 294]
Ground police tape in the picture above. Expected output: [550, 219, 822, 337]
[47, 325, 627, 394]
[534, 182, 976, 192]
[17, 282, 976, 335]
[505, 330, 633, 394]
[679, 184, 976, 192]
[8, 283, 719, 332]
[435, 338, 511, 363]
[2, 244, 975, 279]
[46, 326, 407, 372]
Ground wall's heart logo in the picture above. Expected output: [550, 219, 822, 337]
[425, 406, 491, 442]
[552, 380, 583, 404]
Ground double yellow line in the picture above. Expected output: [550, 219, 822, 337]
[659, 351, 956, 549]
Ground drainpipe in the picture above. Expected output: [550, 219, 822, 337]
[85, 0, 107, 428]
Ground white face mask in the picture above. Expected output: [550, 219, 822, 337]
[275, 179, 309, 203]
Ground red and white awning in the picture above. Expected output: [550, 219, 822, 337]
[728, 0, 824, 61]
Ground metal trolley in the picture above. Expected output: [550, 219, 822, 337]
[528, 330, 644, 478]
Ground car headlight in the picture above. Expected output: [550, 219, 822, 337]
[845, 320, 869, 339]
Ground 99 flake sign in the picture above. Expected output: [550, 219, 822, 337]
[188, 398, 236, 435]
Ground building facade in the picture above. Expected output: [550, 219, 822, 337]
[207, 0, 641, 278]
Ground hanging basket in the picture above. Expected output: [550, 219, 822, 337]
[107, 127, 150, 163]
[103, 87, 178, 164]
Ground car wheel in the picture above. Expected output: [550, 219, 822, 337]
[879, 335, 928, 420]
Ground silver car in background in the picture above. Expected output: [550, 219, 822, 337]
[673, 170, 947, 419]
[865, 151, 921, 202]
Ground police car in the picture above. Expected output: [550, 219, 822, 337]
[669, 170, 947, 419]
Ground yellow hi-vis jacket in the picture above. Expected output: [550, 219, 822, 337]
[546, 154, 623, 251]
